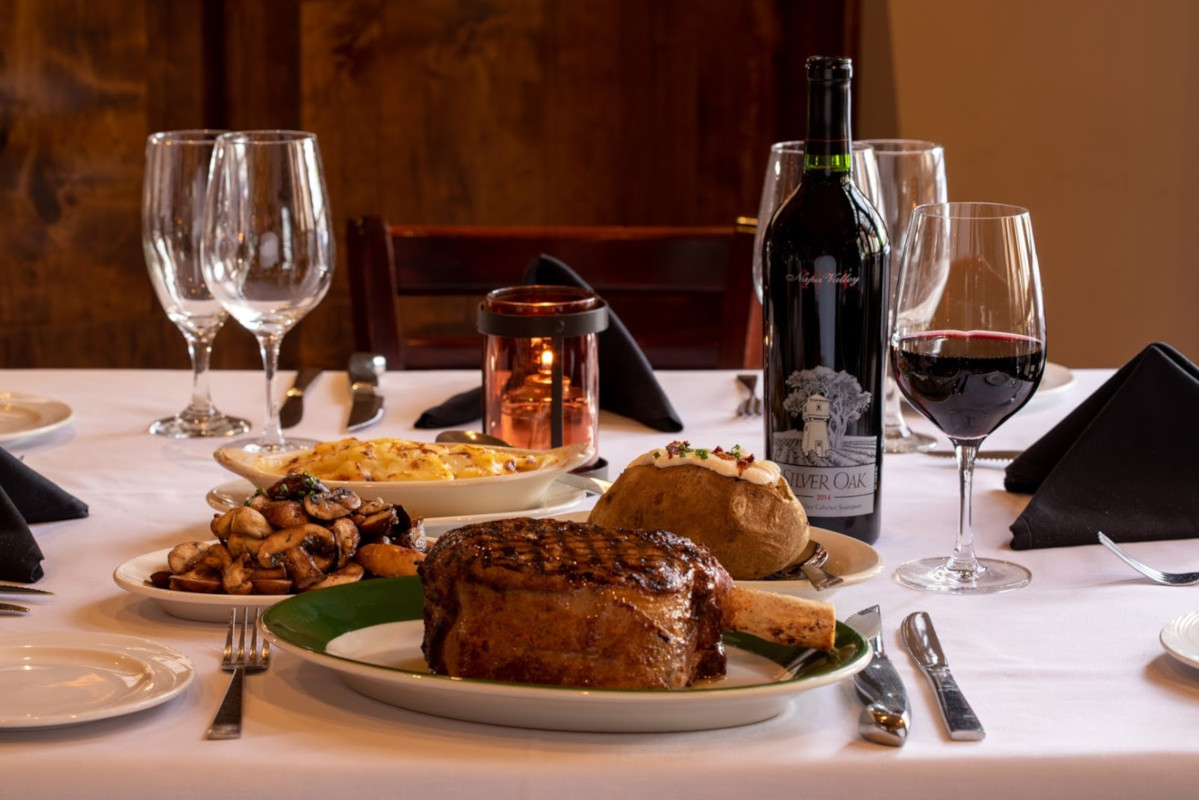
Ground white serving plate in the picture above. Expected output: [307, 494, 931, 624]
[213, 441, 593, 518]
[1161, 611, 1199, 670]
[259, 577, 871, 732]
[206, 479, 587, 538]
[1035, 362, 1075, 397]
[0, 392, 73, 444]
[113, 544, 288, 623]
[556, 512, 883, 600]
[0, 632, 194, 729]
[736, 528, 885, 599]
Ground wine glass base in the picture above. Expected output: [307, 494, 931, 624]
[148, 414, 251, 439]
[893, 557, 1031, 595]
[884, 426, 938, 454]
[225, 435, 320, 455]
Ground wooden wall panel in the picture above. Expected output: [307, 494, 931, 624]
[0, 0, 855, 370]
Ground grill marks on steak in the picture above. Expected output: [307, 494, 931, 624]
[420, 517, 731, 689]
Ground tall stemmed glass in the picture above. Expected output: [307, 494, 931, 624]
[860, 139, 947, 454]
[142, 130, 251, 439]
[752, 140, 881, 302]
[201, 131, 334, 454]
[890, 202, 1046, 594]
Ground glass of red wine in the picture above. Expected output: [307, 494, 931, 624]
[890, 202, 1046, 593]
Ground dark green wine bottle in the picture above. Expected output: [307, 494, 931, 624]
[762, 56, 889, 544]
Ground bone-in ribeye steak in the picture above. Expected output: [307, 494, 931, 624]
[419, 517, 835, 690]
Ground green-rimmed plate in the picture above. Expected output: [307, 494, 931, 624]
[260, 577, 870, 732]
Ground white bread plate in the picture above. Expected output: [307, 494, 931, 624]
[213, 441, 593, 519]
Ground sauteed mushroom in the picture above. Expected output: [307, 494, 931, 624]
[154, 473, 426, 596]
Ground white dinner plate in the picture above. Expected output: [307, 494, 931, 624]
[0, 631, 194, 729]
[1035, 362, 1075, 397]
[0, 392, 73, 444]
[205, 479, 587, 537]
[1160, 611, 1199, 670]
[259, 577, 870, 732]
[556, 512, 883, 600]
[113, 544, 289, 622]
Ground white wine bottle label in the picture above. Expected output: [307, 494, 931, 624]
[771, 366, 878, 516]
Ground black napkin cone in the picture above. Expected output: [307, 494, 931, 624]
[415, 255, 684, 433]
[0, 448, 89, 582]
[1006, 342, 1199, 549]
[414, 386, 484, 430]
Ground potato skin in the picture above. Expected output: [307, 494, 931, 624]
[587, 464, 809, 579]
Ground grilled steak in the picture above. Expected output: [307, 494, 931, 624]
[419, 517, 835, 690]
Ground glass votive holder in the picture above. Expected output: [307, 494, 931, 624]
[477, 285, 608, 465]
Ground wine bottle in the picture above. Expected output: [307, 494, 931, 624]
[762, 56, 889, 544]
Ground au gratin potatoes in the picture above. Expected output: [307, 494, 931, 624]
[273, 438, 554, 482]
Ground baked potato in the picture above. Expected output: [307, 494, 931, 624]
[587, 448, 809, 579]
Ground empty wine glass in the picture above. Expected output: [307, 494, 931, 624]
[752, 141, 881, 302]
[201, 130, 334, 453]
[860, 139, 947, 454]
[142, 130, 250, 439]
[890, 202, 1046, 594]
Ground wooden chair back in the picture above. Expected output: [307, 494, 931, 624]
[345, 216, 761, 370]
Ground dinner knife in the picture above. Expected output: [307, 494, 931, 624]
[901, 611, 986, 741]
[925, 449, 1023, 462]
[845, 605, 909, 746]
[0, 582, 53, 595]
[346, 352, 386, 431]
[279, 368, 322, 429]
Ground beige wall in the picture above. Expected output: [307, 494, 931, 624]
[858, 0, 1199, 367]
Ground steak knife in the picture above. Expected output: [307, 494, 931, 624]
[901, 611, 986, 741]
[845, 605, 909, 746]
[346, 352, 386, 431]
[279, 368, 322, 429]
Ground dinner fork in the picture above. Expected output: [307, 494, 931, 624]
[0, 602, 29, 615]
[736, 373, 762, 417]
[1098, 532, 1199, 586]
[205, 607, 271, 740]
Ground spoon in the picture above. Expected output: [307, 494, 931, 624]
[765, 540, 843, 590]
[434, 431, 613, 495]
[435, 430, 511, 447]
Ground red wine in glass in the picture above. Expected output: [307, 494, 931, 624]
[889, 202, 1046, 594]
[891, 331, 1045, 441]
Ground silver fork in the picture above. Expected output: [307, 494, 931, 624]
[736, 373, 761, 417]
[1098, 532, 1199, 586]
[205, 607, 271, 740]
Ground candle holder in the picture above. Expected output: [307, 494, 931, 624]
[478, 286, 608, 469]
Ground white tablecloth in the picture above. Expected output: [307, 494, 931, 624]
[2, 368, 1197, 799]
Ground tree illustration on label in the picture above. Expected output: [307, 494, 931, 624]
[773, 365, 874, 468]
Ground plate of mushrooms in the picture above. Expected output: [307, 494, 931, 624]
[113, 473, 429, 622]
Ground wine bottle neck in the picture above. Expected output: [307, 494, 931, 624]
[804, 58, 852, 175]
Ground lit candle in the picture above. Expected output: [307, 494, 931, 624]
[478, 286, 607, 465]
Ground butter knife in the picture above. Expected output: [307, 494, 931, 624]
[0, 582, 52, 596]
[846, 605, 909, 746]
[901, 611, 986, 741]
[346, 352, 386, 431]
[279, 368, 322, 429]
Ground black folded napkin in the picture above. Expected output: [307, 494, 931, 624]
[0, 448, 89, 582]
[415, 255, 684, 433]
[1006, 342, 1199, 549]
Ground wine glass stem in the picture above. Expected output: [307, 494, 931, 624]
[947, 440, 982, 574]
[182, 329, 219, 418]
[256, 332, 285, 448]
[884, 374, 910, 433]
